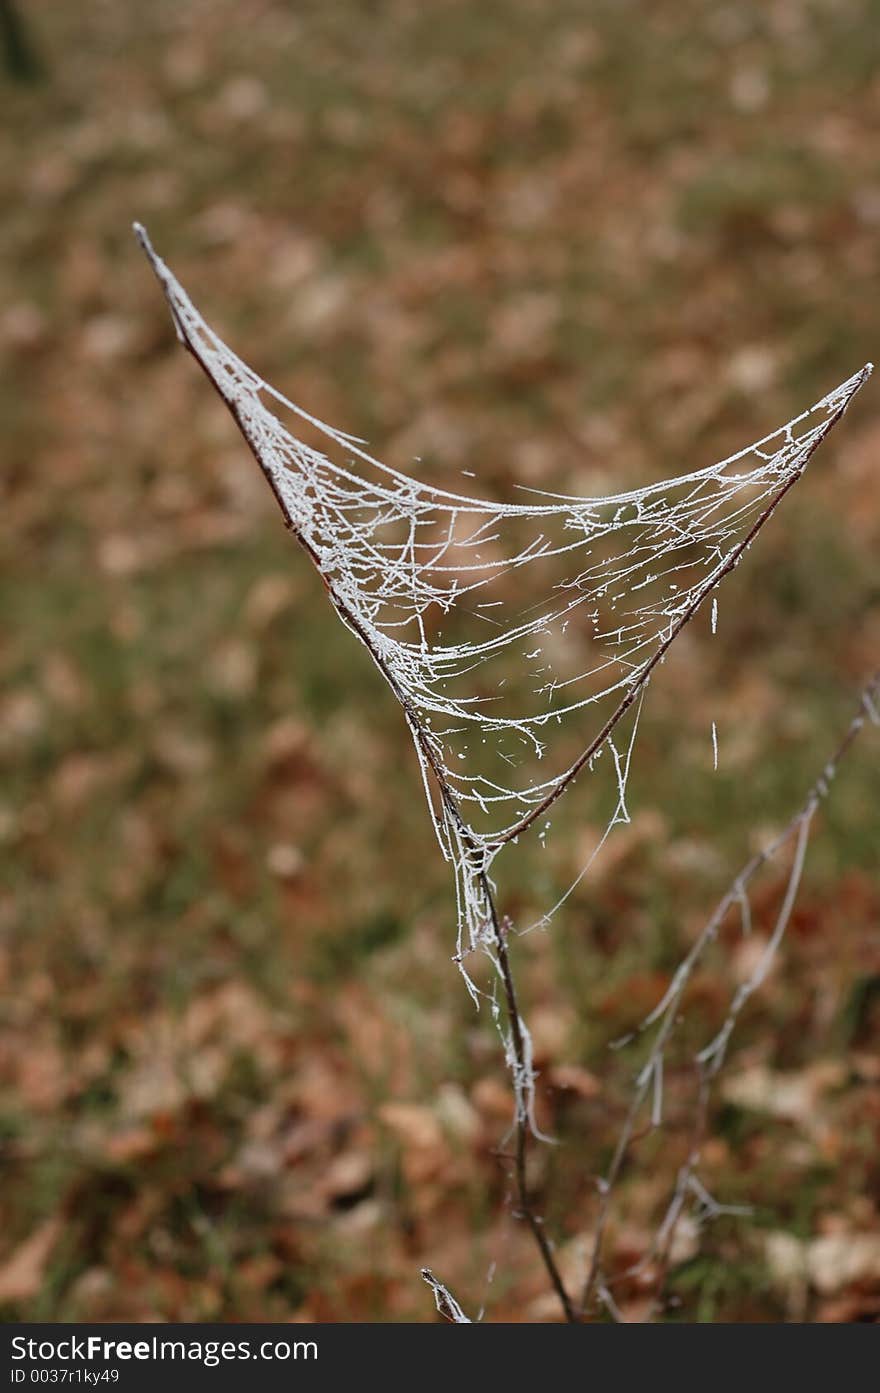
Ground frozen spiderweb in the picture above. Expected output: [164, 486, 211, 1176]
[134, 224, 869, 1033]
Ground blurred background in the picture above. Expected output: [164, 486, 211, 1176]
[1, 0, 879, 1322]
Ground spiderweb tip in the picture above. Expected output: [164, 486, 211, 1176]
[133, 224, 186, 343]
[851, 360, 873, 390]
[132, 222, 168, 285]
[132, 221, 151, 253]
[829, 360, 873, 413]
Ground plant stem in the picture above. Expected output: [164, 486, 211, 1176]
[480, 869, 579, 1323]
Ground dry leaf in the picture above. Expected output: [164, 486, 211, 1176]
[0, 1219, 62, 1304]
[807, 1232, 880, 1294]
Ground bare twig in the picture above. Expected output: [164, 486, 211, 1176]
[582, 669, 880, 1315]
[421, 1269, 472, 1323]
[481, 872, 578, 1322]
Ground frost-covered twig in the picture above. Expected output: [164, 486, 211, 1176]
[421, 1269, 473, 1323]
[482, 878, 578, 1321]
[582, 669, 880, 1314]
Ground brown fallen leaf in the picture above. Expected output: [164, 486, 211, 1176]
[435, 1083, 481, 1144]
[721, 1060, 847, 1137]
[378, 1101, 443, 1152]
[807, 1232, 880, 1294]
[547, 1063, 602, 1099]
[0, 1218, 62, 1304]
[103, 1126, 162, 1164]
[815, 1290, 880, 1323]
[525, 1004, 576, 1063]
[322, 1150, 373, 1202]
[471, 1076, 514, 1124]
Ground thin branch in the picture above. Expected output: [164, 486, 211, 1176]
[480, 871, 578, 1322]
[581, 668, 880, 1315]
[421, 1269, 472, 1323]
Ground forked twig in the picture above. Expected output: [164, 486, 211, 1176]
[582, 670, 880, 1315]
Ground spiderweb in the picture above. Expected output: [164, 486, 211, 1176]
[134, 226, 869, 1007]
